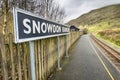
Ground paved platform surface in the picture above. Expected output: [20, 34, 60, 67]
[51, 35, 120, 80]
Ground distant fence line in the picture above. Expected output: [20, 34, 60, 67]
[0, 31, 82, 80]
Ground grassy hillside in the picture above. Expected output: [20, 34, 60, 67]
[88, 19, 120, 48]
[67, 4, 120, 48]
[88, 18, 120, 33]
[67, 4, 120, 27]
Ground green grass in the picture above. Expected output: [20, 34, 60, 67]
[97, 34, 120, 48]
[88, 21, 111, 33]
[88, 18, 120, 32]
[88, 18, 120, 48]
[67, 4, 120, 27]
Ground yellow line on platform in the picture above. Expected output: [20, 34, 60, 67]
[88, 37, 115, 80]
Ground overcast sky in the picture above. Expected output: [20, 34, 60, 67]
[55, 0, 120, 23]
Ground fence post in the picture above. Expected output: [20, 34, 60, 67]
[9, 34, 15, 80]
[17, 44, 22, 80]
[0, 34, 8, 80]
[23, 43, 28, 80]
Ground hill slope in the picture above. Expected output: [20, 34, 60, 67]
[67, 4, 120, 27]
[67, 4, 120, 48]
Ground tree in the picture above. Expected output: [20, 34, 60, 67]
[0, 0, 66, 34]
[35, 0, 66, 23]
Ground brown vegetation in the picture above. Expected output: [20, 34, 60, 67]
[98, 29, 120, 46]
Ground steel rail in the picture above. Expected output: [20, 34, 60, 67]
[90, 34, 120, 63]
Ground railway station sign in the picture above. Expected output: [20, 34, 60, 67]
[13, 7, 70, 43]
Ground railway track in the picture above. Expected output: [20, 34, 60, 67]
[90, 34, 120, 71]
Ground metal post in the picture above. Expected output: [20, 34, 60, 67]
[57, 36, 62, 70]
[29, 41, 36, 80]
[66, 35, 69, 57]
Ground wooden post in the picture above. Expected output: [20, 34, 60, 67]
[23, 43, 28, 80]
[9, 34, 15, 80]
[0, 34, 8, 80]
[17, 44, 22, 80]
[38, 41, 42, 80]
[41, 40, 44, 80]
[35, 41, 38, 80]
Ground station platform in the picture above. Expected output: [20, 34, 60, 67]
[51, 35, 120, 80]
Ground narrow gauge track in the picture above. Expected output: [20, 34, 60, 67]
[90, 34, 120, 63]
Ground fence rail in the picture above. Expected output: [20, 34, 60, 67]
[0, 31, 82, 80]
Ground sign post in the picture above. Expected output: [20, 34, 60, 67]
[13, 7, 70, 79]
[29, 41, 36, 80]
[57, 36, 62, 70]
[66, 35, 69, 57]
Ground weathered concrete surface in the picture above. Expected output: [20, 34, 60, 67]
[51, 35, 120, 80]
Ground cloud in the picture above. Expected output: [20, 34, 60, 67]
[55, 0, 120, 23]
